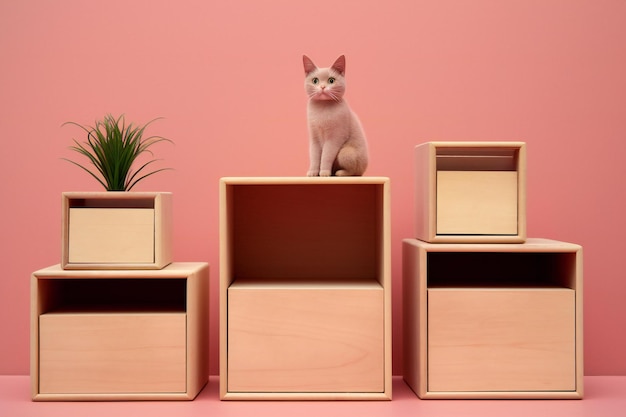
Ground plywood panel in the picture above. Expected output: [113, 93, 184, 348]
[437, 171, 518, 235]
[39, 313, 186, 394]
[228, 280, 384, 393]
[68, 208, 154, 263]
[428, 288, 576, 392]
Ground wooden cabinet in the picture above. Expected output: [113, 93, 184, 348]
[31, 263, 209, 401]
[402, 238, 583, 399]
[219, 177, 392, 400]
[415, 142, 526, 243]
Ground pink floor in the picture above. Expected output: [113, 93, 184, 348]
[2, 376, 625, 417]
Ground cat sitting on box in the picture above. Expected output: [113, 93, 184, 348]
[303, 55, 368, 177]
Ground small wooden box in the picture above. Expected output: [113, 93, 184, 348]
[62, 192, 173, 270]
[31, 262, 209, 401]
[402, 238, 583, 399]
[220, 177, 392, 400]
[415, 142, 526, 243]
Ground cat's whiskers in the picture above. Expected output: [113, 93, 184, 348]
[307, 90, 319, 100]
[328, 89, 341, 102]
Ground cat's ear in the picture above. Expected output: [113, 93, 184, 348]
[303, 55, 317, 75]
[331, 55, 346, 75]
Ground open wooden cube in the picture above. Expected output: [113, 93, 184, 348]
[415, 142, 526, 243]
[402, 238, 583, 399]
[31, 263, 209, 401]
[62, 192, 173, 269]
[219, 177, 392, 400]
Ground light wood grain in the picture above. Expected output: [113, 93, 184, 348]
[227, 279, 384, 393]
[39, 313, 186, 394]
[437, 171, 518, 235]
[68, 208, 155, 263]
[428, 288, 575, 392]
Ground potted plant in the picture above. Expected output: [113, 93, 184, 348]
[60, 114, 174, 270]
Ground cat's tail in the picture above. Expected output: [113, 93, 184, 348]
[334, 146, 368, 176]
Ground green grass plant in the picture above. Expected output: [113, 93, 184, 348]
[63, 114, 172, 191]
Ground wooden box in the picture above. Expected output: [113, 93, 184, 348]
[62, 192, 173, 269]
[219, 177, 392, 400]
[402, 238, 583, 399]
[31, 262, 209, 401]
[415, 142, 526, 243]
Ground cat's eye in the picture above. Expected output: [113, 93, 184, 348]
[312, 77, 319, 84]
[328, 77, 335, 84]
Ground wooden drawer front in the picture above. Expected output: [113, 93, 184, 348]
[68, 208, 155, 263]
[228, 285, 384, 393]
[428, 288, 576, 392]
[436, 171, 518, 235]
[39, 313, 186, 394]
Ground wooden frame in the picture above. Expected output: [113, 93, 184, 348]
[402, 238, 583, 399]
[415, 142, 526, 243]
[219, 177, 392, 400]
[61, 192, 173, 270]
[31, 262, 209, 401]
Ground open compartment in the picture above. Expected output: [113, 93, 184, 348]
[62, 192, 173, 269]
[427, 251, 577, 289]
[415, 142, 526, 243]
[219, 177, 392, 400]
[37, 278, 187, 313]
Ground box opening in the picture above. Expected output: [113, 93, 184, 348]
[427, 252, 576, 288]
[228, 183, 383, 282]
[436, 147, 519, 171]
[68, 197, 155, 209]
[38, 278, 186, 313]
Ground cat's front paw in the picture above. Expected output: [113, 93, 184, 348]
[319, 170, 332, 177]
[307, 170, 319, 177]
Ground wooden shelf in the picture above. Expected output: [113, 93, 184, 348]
[402, 238, 583, 399]
[31, 263, 209, 401]
[219, 177, 392, 400]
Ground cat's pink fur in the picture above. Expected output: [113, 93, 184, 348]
[303, 55, 368, 177]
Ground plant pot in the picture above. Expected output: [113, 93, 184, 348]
[61, 191, 173, 270]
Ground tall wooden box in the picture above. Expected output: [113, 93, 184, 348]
[31, 262, 209, 401]
[402, 238, 583, 399]
[219, 177, 392, 400]
[415, 142, 526, 243]
[62, 192, 173, 270]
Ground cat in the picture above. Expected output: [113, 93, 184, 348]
[303, 55, 368, 176]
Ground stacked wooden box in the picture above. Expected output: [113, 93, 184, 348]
[403, 142, 583, 399]
[31, 192, 209, 401]
[219, 177, 392, 400]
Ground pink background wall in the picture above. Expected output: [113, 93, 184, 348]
[1, 0, 625, 376]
